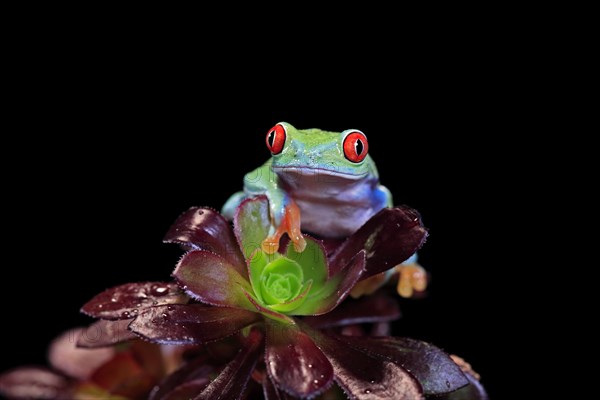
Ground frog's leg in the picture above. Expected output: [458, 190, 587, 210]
[261, 197, 306, 254]
[222, 191, 246, 220]
[241, 162, 306, 254]
[395, 254, 428, 298]
[349, 254, 428, 299]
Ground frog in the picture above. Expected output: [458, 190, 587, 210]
[222, 122, 426, 297]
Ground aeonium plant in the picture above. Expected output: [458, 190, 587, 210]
[80, 197, 483, 399]
[0, 196, 488, 400]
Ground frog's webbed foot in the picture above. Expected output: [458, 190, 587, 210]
[396, 262, 428, 298]
[261, 199, 306, 254]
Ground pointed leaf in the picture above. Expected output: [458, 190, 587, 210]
[149, 355, 214, 400]
[303, 291, 401, 329]
[329, 206, 428, 279]
[302, 324, 423, 400]
[195, 328, 263, 400]
[173, 250, 253, 310]
[293, 251, 366, 315]
[164, 207, 246, 275]
[439, 372, 489, 400]
[337, 336, 468, 395]
[129, 304, 260, 345]
[234, 196, 271, 260]
[0, 367, 70, 399]
[77, 320, 137, 348]
[265, 319, 333, 398]
[81, 282, 188, 320]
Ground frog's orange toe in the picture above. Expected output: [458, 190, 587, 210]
[396, 263, 428, 298]
[285, 200, 306, 252]
[261, 236, 281, 254]
[261, 199, 306, 254]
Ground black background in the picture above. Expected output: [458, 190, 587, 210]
[1, 47, 524, 400]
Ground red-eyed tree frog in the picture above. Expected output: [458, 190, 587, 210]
[223, 122, 426, 297]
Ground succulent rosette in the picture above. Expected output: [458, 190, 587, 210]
[73, 196, 484, 400]
[1, 196, 488, 400]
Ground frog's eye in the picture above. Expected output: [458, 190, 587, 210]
[266, 123, 286, 155]
[343, 131, 369, 163]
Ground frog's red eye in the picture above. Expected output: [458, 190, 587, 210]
[343, 131, 369, 163]
[266, 123, 286, 155]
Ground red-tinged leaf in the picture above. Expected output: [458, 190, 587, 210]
[294, 251, 366, 315]
[329, 206, 428, 279]
[303, 291, 401, 329]
[438, 372, 489, 400]
[0, 367, 70, 399]
[129, 304, 260, 345]
[234, 196, 271, 260]
[265, 319, 333, 398]
[337, 336, 468, 395]
[81, 282, 188, 320]
[302, 323, 423, 400]
[263, 376, 294, 400]
[195, 328, 264, 400]
[149, 355, 214, 400]
[164, 207, 246, 275]
[242, 289, 295, 324]
[77, 319, 137, 348]
[173, 250, 254, 310]
[48, 328, 115, 380]
[90, 351, 155, 398]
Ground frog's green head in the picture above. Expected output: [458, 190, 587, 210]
[265, 122, 374, 180]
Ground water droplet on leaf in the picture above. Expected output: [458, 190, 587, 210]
[151, 285, 169, 296]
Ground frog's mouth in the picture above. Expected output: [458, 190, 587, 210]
[273, 166, 367, 181]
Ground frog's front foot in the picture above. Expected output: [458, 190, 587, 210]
[396, 262, 428, 298]
[261, 200, 306, 254]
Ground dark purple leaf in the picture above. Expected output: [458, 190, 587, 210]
[77, 319, 137, 348]
[149, 355, 214, 400]
[338, 336, 468, 395]
[234, 196, 271, 260]
[265, 319, 333, 398]
[304, 291, 401, 329]
[302, 324, 423, 400]
[173, 250, 254, 310]
[437, 372, 488, 400]
[0, 367, 70, 399]
[81, 282, 188, 320]
[299, 251, 366, 315]
[195, 328, 263, 400]
[164, 207, 246, 276]
[129, 304, 260, 345]
[263, 376, 294, 400]
[48, 328, 115, 380]
[329, 206, 428, 279]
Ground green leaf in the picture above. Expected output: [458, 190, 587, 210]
[260, 257, 303, 305]
[234, 196, 271, 260]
